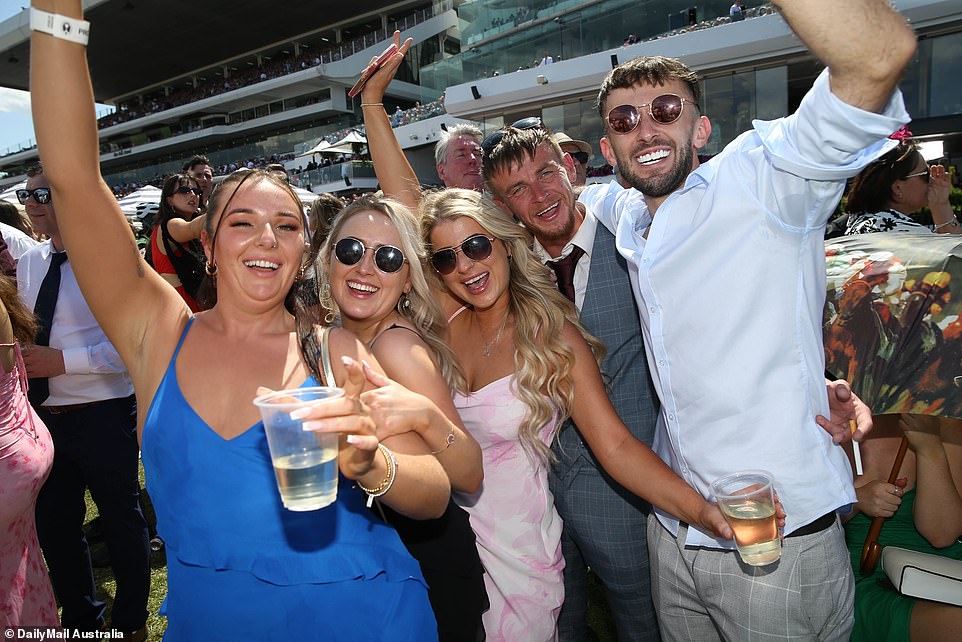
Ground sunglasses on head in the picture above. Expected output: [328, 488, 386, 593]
[569, 151, 590, 165]
[480, 116, 545, 157]
[16, 187, 52, 205]
[430, 234, 495, 275]
[334, 237, 407, 273]
[902, 167, 930, 181]
[174, 186, 204, 197]
[606, 94, 697, 134]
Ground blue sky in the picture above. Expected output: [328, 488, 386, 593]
[0, 5, 113, 155]
[0, 5, 32, 154]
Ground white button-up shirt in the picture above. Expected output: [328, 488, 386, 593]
[580, 70, 909, 547]
[16, 240, 132, 406]
[1, 222, 39, 260]
[534, 209, 598, 312]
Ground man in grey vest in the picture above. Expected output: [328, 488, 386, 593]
[483, 124, 659, 641]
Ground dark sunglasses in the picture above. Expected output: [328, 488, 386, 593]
[480, 117, 545, 156]
[569, 151, 590, 165]
[16, 187, 52, 205]
[606, 94, 698, 134]
[902, 167, 930, 181]
[334, 237, 407, 273]
[174, 186, 204, 197]
[430, 234, 495, 275]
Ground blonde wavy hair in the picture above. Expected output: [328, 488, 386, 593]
[318, 193, 466, 394]
[421, 188, 604, 465]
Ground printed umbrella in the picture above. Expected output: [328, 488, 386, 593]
[823, 230, 962, 573]
[824, 231, 962, 419]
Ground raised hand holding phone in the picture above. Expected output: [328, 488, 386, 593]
[352, 30, 413, 101]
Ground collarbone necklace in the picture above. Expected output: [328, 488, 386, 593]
[479, 313, 510, 357]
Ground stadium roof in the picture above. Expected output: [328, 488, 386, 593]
[0, 0, 412, 101]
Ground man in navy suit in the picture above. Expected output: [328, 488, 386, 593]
[484, 124, 659, 642]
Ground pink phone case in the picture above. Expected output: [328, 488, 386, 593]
[348, 43, 399, 97]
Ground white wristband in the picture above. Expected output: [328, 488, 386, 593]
[30, 8, 90, 46]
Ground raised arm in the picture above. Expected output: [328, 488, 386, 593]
[359, 31, 422, 212]
[773, 0, 916, 113]
[30, 0, 188, 369]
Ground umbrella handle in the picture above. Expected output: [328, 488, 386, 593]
[859, 435, 909, 575]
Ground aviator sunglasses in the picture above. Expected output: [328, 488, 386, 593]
[334, 237, 407, 273]
[606, 94, 698, 134]
[16, 187, 52, 205]
[430, 234, 495, 275]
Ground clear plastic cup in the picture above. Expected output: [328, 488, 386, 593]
[253, 386, 343, 511]
[710, 470, 781, 566]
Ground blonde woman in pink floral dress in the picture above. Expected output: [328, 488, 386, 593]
[0, 275, 57, 626]
[421, 190, 732, 641]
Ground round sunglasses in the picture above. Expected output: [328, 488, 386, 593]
[16, 187, 52, 205]
[430, 234, 495, 275]
[606, 94, 698, 134]
[334, 237, 407, 273]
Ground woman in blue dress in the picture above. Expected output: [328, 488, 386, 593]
[29, 2, 449, 639]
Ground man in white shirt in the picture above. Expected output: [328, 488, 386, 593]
[17, 165, 149, 639]
[582, 1, 915, 639]
[0, 216, 39, 262]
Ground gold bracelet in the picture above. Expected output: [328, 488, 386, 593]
[359, 102, 383, 108]
[430, 430, 456, 455]
[357, 443, 397, 507]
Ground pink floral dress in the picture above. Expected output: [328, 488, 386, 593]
[453, 375, 564, 642]
[0, 342, 57, 626]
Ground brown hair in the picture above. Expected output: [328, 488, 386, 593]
[0, 201, 34, 238]
[198, 170, 328, 386]
[845, 141, 923, 214]
[596, 56, 701, 122]
[307, 193, 344, 252]
[0, 274, 37, 344]
[481, 126, 565, 187]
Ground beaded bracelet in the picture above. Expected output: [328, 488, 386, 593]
[359, 102, 384, 108]
[30, 8, 90, 46]
[357, 443, 397, 508]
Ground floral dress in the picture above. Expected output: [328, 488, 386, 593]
[0, 342, 57, 626]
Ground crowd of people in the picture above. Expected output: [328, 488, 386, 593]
[3, 1, 961, 641]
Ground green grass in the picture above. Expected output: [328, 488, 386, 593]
[82, 461, 167, 641]
[81, 463, 617, 642]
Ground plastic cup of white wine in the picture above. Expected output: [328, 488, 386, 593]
[710, 470, 781, 567]
[253, 386, 344, 511]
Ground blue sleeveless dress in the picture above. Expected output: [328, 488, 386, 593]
[141, 319, 437, 641]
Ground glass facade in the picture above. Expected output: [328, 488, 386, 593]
[423, 0, 736, 91]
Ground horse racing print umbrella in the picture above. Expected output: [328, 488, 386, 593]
[824, 231, 962, 420]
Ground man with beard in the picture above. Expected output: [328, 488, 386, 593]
[580, 1, 914, 639]
[483, 125, 660, 641]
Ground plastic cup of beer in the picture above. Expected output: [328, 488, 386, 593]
[710, 470, 781, 566]
[253, 386, 343, 511]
